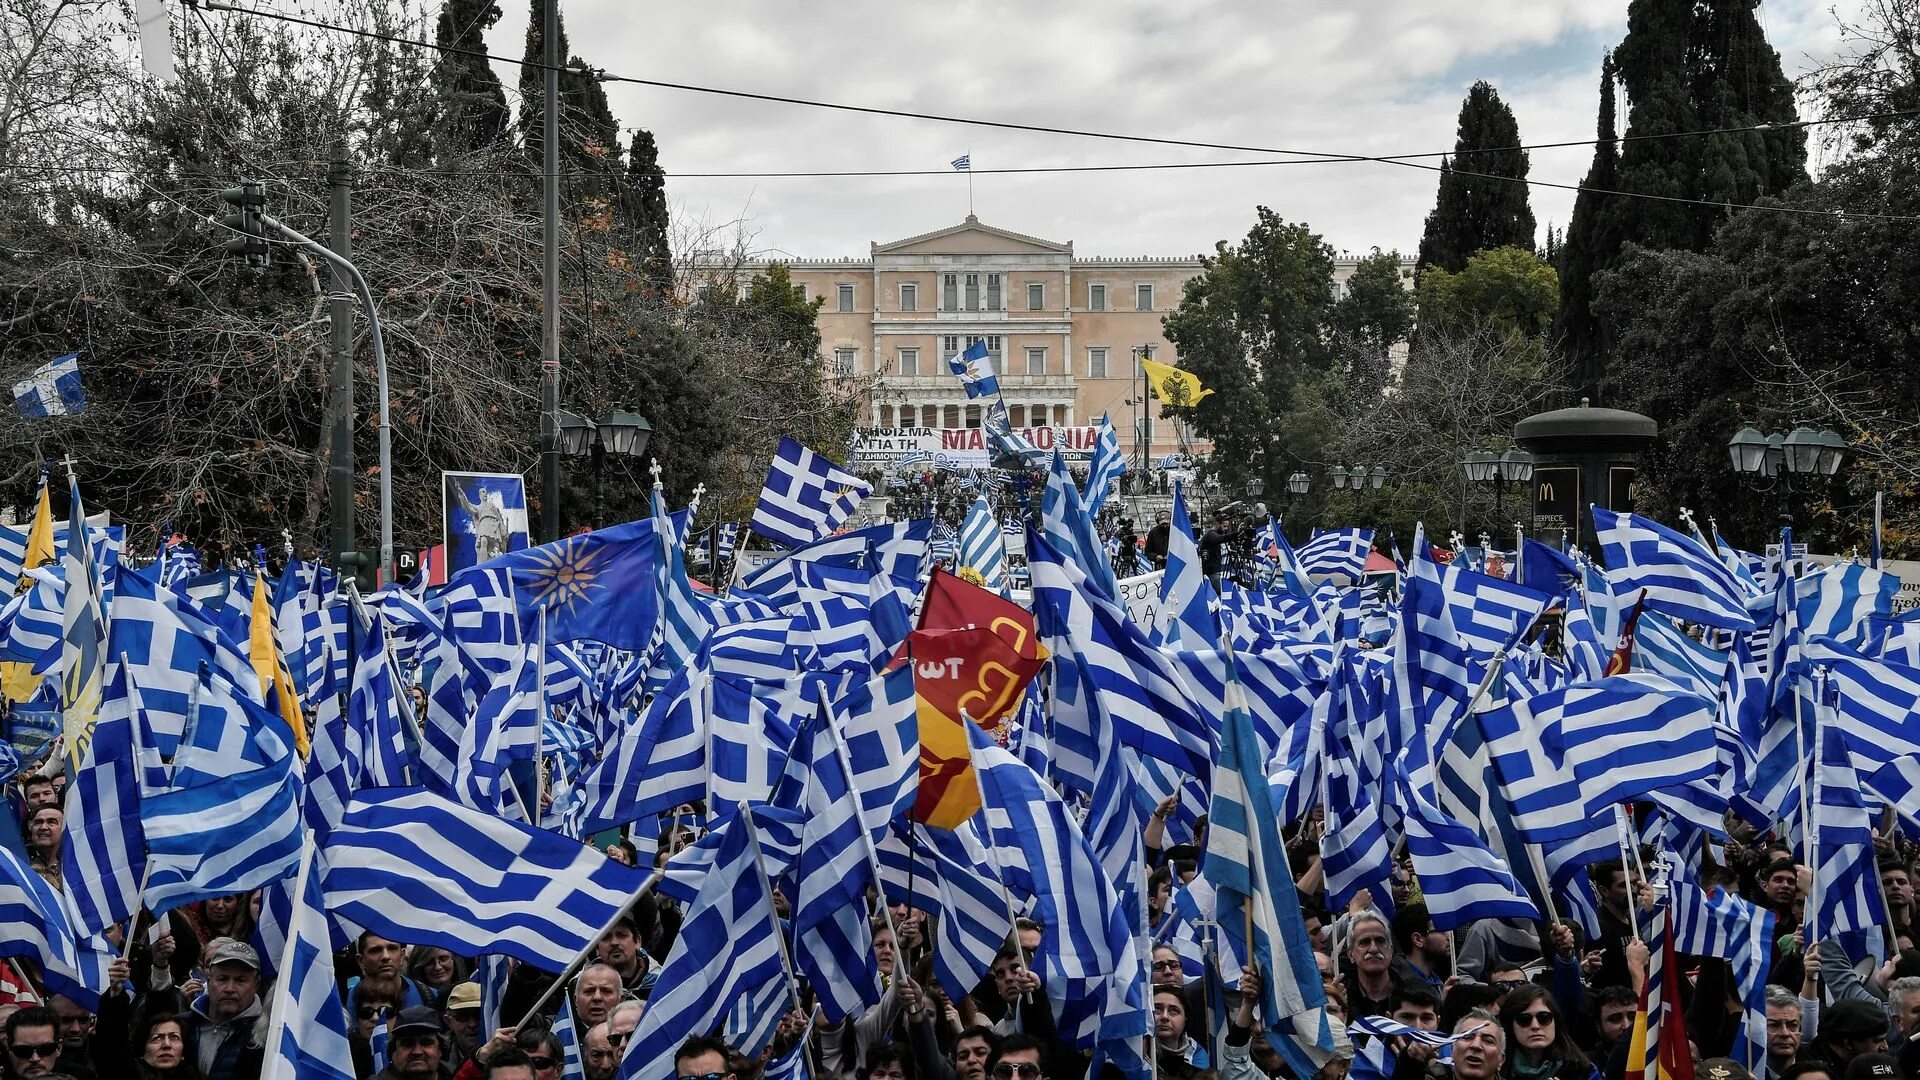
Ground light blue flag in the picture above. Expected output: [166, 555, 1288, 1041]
[260, 844, 357, 1080]
[1204, 649, 1338, 1080]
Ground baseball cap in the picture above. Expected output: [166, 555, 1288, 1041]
[1844, 1053, 1899, 1080]
[1699, 1059, 1751, 1080]
[204, 939, 260, 970]
[445, 982, 482, 1012]
[390, 1005, 446, 1037]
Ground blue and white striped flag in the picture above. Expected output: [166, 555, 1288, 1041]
[1593, 507, 1755, 630]
[750, 437, 870, 549]
[951, 154, 970, 170]
[259, 843, 357, 1080]
[1205, 651, 1338, 1079]
[59, 663, 146, 936]
[1669, 879, 1773, 1074]
[957, 496, 1008, 596]
[1868, 754, 1920, 832]
[575, 668, 706, 834]
[321, 787, 653, 970]
[1794, 638, 1920, 774]
[622, 810, 787, 1080]
[1479, 674, 1718, 844]
[552, 993, 583, 1080]
[1396, 755, 1540, 929]
[1155, 481, 1218, 649]
[1082, 413, 1126, 518]
[1795, 563, 1898, 646]
[1298, 529, 1374, 582]
[12, 352, 86, 417]
[651, 486, 712, 684]
[1807, 713, 1888, 966]
[0, 843, 108, 1007]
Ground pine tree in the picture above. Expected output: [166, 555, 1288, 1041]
[430, 0, 509, 153]
[621, 129, 674, 297]
[1553, 52, 1621, 394]
[1415, 81, 1537, 276]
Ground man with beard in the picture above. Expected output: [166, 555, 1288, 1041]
[1390, 903, 1450, 990]
[593, 916, 651, 996]
[375, 1007, 454, 1079]
[353, 932, 429, 1011]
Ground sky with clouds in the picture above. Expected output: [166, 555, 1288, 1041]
[485, 1, 1864, 261]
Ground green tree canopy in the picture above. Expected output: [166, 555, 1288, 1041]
[1417, 246, 1559, 341]
[1328, 248, 1416, 397]
[1416, 81, 1537, 276]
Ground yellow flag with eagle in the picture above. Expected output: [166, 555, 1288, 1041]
[1141, 356, 1214, 407]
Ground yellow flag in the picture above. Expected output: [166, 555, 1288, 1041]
[2, 481, 55, 703]
[249, 572, 309, 757]
[1140, 356, 1215, 407]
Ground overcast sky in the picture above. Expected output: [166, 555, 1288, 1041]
[485, 1, 1862, 261]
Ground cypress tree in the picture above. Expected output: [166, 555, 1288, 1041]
[621, 129, 674, 297]
[1557, 0, 1805, 392]
[1415, 81, 1536, 276]
[1553, 52, 1621, 394]
[430, 0, 509, 153]
[519, 0, 622, 182]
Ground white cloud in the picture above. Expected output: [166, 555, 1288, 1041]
[485, 1, 1868, 259]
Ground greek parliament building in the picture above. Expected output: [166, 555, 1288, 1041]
[694, 215, 1411, 471]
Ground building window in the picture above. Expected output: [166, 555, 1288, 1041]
[838, 283, 855, 312]
[797, 283, 809, 302]
[1136, 283, 1153, 311]
[1009, 405, 1026, 427]
[941, 335, 960, 360]
[987, 273, 1003, 311]
[1025, 347, 1046, 375]
[832, 348, 856, 377]
[1088, 347, 1109, 379]
[897, 347, 919, 377]
[1054, 404, 1069, 426]
[695, 283, 712, 302]
[1028, 282, 1044, 311]
[900, 283, 917, 312]
[1089, 283, 1107, 311]
[943, 404, 961, 427]
[876, 405, 893, 426]
[942, 273, 958, 311]
[964, 273, 981, 311]
[921, 405, 938, 426]
[965, 404, 982, 428]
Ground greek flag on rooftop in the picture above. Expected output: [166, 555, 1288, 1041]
[751, 437, 870, 548]
[322, 787, 654, 970]
[1593, 506, 1755, 630]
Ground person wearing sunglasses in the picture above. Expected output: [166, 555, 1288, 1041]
[982, 1034, 1047, 1080]
[673, 1034, 735, 1080]
[1497, 986, 1596, 1080]
[2, 1006, 68, 1080]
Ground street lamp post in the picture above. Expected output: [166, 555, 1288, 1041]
[1462, 447, 1534, 538]
[1726, 424, 1845, 532]
[558, 406, 653, 528]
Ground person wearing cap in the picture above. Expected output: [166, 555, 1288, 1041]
[1697, 1058, 1751, 1080]
[1809, 1000, 1890, 1074]
[377, 1007, 453, 1080]
[1840, 1052, 1899, 1080]
[441, 982, 483, 1062]
[177, 938, 264, 1080]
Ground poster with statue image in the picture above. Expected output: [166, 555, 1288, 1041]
[442, 471, 530, 574]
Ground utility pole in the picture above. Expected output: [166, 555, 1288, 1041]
[327, 141, 357, 583]
[538, 0, 563, 542]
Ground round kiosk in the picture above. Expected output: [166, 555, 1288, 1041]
[1513, 399, 1657, 550]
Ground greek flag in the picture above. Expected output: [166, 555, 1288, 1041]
[345, 613, 415, 789]
[984, 399, 1047, 465]
[717, 521, 740, 561]
[957, 496, 1008, 595]
[1299, 529, 1375, 582]
[624, 811, 787, 1080]
[0, 843, 108, 1007]
[1083, 413, 1126, 518]
[946, 338, 999, 399]
[1041, 448, 1116, 600]
[651, 487, 711, 681]
[1867, 754, 1920, 831]
[136, 668, 303, 914]
[458, 648, 540, 819]
[1795, 562, 1897, 645]
[1479, 674, 1718, 843]
[1593, 507, 1755, 630]
[1669, 879, 1773, 1074]
[750, 437, 871, 548]
[323, 787, 653, 969]
[12, 352, 86, 417]
[1156, 482, 1219, 649]
[575, 668, 706, 834]
[1396, 755, 1540, 929]
[59, 664, 147, 936]
[780, 705, 884, 1021]
[1795, 638, 1920, 773]
[1807, 714, 1888, 965]
[708, 675, 803, 813]
[951, 154, 971, 170]
[259, 844, 357, 1080]
[1205, 653, 1338, 1079]
[552, 995, 583, 1080]
[1635, 611, 1727, 698]
[1028, 530, 1209, 796]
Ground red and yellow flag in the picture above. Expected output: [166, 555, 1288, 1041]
[1605, 591, 1648, 677]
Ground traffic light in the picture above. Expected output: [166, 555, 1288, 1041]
[220, 181, 270, 268]
[336, 549, 375, 591]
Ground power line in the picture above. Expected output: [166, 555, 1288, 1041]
[27, 0, 1914, 225]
